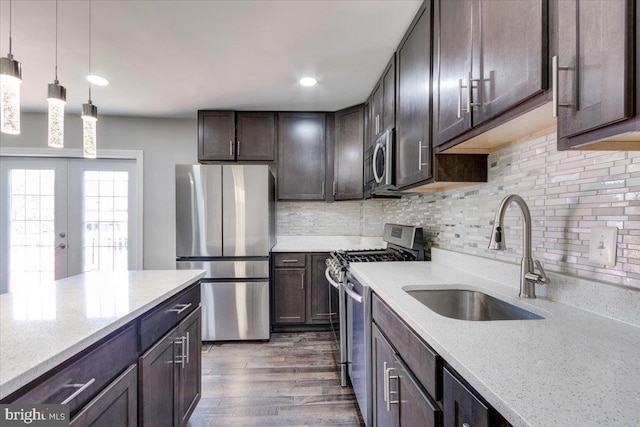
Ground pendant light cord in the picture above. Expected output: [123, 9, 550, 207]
[9, 0, 13, 56]
[88, 0, 92, 102]
[54, 0, 58, 82]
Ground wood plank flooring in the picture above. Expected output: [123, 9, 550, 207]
[188, 332, 365, 427]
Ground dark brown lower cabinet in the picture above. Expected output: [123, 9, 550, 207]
[443, 367, 491, 427]
[273, 268, 307, 324]
[372, 324, 441, 427]
[139, 306, 202, 427]
[70, 364, 137, 427]
[177, 306, 202, 427]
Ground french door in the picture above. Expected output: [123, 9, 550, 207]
[0, 157, 139, 295]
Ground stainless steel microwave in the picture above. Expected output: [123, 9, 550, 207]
[371, 129, 397, 194]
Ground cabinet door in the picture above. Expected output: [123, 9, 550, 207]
[382, 55, 396, 133]
[557, 0, 633, 139]
[476, 0, 545, 124]
[443, 367, 490, 427]
[236, 112, 276, 161]
[273, 268, 306, 323]
[396, 3, 432, 188]
[436, 0, 473, 145]
[334, 105, 364, 201]
[371, 83, 383, 138]
[277, 113, 326, 200]
[372, 324, 399, 427]
[309, 254, 338, 323]
[198, 111, 236, 161]
[395, 358, 441, 427]
[70, 365, 137, 427]
[177, 306, 202, 427]
[139, 327, 178, 427]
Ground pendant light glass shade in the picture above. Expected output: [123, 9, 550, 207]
[47, 82, 66, 148]
[0, 55, 22, 134]
[82, 102, 97, 159]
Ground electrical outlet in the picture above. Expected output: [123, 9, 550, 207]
[588, 227, 618, 267]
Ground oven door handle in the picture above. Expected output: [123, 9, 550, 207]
[344, 283, 363, 303]
[324, 267, 342, 290]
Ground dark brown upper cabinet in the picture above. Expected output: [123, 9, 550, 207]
[236, 112, 276, 161]
[368, 55, 396, 150]
[198, 111, 276, 162]
[333, 105, 364, 201]
[556, 0, 640, 150]
[198, 110, 236, 162]
[395, 2, 432, 189]
[435, 0, 547, 150]
[277, 113, 327, 200]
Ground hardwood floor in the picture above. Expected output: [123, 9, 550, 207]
[188, 332, 365, 427]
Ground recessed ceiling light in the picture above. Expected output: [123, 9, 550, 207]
[87, 75, 109, 86]
[299, 77, 317, 87]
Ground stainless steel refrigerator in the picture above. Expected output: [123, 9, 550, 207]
[175, 164, 275, 341]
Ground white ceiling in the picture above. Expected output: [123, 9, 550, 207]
[0, 0, 423, 119]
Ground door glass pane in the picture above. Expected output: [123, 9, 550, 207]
[82, 170, 129, 272]
[7, 169, 57, 312]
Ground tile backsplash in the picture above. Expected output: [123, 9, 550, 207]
[276, 132, 640, 289]
[383, 132, 640, 289]
[277, 200, 385, 237]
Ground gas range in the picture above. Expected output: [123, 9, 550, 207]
[325, 224, 425, 285]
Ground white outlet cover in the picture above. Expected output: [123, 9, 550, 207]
[588, 226, 618, 267]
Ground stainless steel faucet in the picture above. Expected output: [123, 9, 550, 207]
[488, 194, 550, 298]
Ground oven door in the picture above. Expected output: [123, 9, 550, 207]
[345, 276, 372, 426]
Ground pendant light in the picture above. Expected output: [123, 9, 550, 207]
[82, 0, 97, 159]
[47, 0, 66, 148]
[0, 0, 23, 135]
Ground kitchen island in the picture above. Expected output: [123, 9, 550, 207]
[0, 269, 205, 426]
[349, 249, 640, 427]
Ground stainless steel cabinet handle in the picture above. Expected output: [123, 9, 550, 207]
[467, 71, 473, 116]
[385, 366, 399, 411]
[60, 378, 96, 404]
[321, 181, 325, 197]
[552, 55, 572, 118]
[185, 331, 190, 364]
[175, 336, 187, 368]
[463, 424, 470, 427]
[383, 362, 389, 404]
[281, 259, 299, 263]
[168, 303, 192, 314]
[229, 140, 233, 156]
[237, 140, 240, 155]
[457, 78, 464, 118]
[333, 181, 337, 196]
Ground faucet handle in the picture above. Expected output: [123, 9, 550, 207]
[534, 260, 551, 285]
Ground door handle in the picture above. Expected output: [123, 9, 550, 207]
[552, 55, 572, 118]
[229, 140, 234, 156]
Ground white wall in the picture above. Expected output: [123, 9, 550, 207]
[0, 112, 197, 269]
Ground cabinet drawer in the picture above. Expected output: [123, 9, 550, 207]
[273, 253, 306, 268]
[140, 284, 200, 352]
[11, 324, 137, 417]
[443, 367, 490, 427]
[372, 294, 442, 400]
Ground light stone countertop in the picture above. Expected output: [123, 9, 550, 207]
[349, 258, 640, 427]
[272, 235, 385, 252]
[0, 269, 205, 399]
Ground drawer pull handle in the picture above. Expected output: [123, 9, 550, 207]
[60, 378, 96, 404]
[463, 424, 470, 427]
[281, 259, 299, 263]
[385, 366, 399, 411]
[175, 335, 187, 368]
[185, 332, 190, 365]
[168, 303, 192, 314]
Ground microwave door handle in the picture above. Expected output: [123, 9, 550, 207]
[372, 143, 383, 184]
[344, 284, 363, 303]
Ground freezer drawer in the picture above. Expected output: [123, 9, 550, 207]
[176, 260, 269, 279]
[201, 281, 270, 341]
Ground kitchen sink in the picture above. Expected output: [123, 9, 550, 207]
[405, 288, 543, 321]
